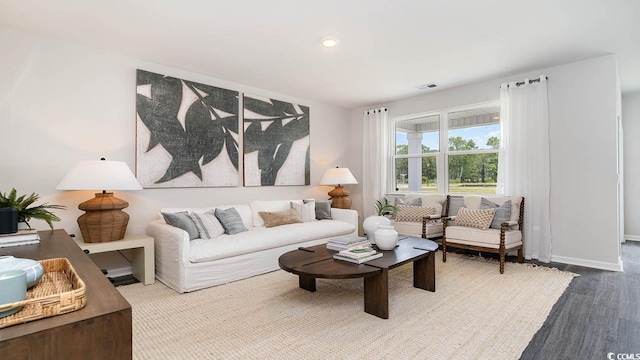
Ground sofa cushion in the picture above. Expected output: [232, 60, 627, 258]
[162, 212, 199, 240]
[291, 200, 316, 222]
[480, 198, 512, 229]
[189, 211, 225, 239]
[315, 201, 332, 220]
[395, 205, 436, 222]
[259, 208, 303, 228]
[189, 220, 355, 263]
[215, 207, 249, 235]
[445, 225, 522, 249]
[454, 207, 496, 230]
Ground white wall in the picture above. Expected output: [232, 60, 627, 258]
[351, 55, 622, 270]
[0, 27, 354, 239]
[623, 91, 640, 241]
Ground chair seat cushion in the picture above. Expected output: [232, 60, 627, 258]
[390, 220, 442, 238]
[445, 225, 522, 249]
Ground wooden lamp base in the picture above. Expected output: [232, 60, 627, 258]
[328, 185, 352, 209]
[77, 192, 130, 243]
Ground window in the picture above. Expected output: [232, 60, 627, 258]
[394, 115, 439, 193]
[392, 103, 500, 194]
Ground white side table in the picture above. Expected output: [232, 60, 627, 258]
[74, 234, 155, 285]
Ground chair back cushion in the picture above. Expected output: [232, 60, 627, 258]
[464, 196, 522, 222]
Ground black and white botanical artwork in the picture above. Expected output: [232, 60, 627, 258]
[136, 70, 239, 187]
[243, 94, 310, 186]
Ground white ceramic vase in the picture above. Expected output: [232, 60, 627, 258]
[374, 225, 398, 250]
[0, 255, 44, 288]
[362, 215, 391, 244]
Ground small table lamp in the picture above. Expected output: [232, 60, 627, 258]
[319, 167, 358, 209]
[57, 158, 142, 243]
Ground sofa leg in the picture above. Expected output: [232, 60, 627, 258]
[518, 248, 524, 263]
[499, 252, 505, 274]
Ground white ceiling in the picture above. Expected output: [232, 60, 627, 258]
[1, 0, 639, 109]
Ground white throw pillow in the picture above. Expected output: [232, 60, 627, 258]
[291, 200, 316, 222]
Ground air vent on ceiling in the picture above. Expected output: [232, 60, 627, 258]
[416, 83, 438, 90]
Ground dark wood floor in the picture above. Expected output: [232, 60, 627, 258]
[519, 241, 640, 359]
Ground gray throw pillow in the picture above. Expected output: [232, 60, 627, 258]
[315, 201, 332, 220]
[214, 207, 248, 235]
[162, 212, 199, 240]
[480, 198, 512, 229]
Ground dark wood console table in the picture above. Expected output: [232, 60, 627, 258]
[0, 229, 132, 360]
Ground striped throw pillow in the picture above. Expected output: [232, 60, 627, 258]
[188, 211, 225, 239]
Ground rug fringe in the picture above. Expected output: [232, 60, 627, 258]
[450, 253, 580, 277]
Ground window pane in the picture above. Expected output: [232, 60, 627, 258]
[394, 157, 437, 193]
[447, 106, 500, 151]
[448, 153, 498, 194]
[396, 115, 440, 155]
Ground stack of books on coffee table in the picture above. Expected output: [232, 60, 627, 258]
[0, 229, 40, 248]
[333, 246, 383, 264]
[326, 236, 370, 251]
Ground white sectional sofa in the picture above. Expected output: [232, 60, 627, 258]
[147, 200, 358, 293]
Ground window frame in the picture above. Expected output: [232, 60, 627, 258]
[390, 100, 500, 195]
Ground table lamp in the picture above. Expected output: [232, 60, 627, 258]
[319, 167, 358, 209]
[57, 158, 142, 243]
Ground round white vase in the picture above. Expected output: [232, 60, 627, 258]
[362, 216, 391, 244]
[374, 225, 398, 250]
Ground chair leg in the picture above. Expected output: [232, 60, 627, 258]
[442, 239, 447, 263]
[499, 247, 505, 274]
[517, 248, 524, 263]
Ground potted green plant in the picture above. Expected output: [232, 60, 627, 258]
[374, 197, 398, 216]
[0, 188, 66, 229]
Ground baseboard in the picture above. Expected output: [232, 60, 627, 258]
[625, 235, 640, 242]
[551, 255, 623, 272]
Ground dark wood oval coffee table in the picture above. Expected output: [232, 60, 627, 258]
[278, 236, 438, 319]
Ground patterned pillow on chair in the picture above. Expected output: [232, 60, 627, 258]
[454, 207, 496, 230]
[395, 205, 436, 222]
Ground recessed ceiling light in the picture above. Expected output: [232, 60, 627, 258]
[493, 116, 500, 120]
[416, 83, 437, 90]
[321, 37, 339, 48]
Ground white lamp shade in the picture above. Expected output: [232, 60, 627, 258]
[57, 160, 143, 191]
[319, 167, 358, 186]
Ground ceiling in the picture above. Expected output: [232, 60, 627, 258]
[1, 0, 639, 109]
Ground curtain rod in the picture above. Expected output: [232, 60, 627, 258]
[364, 108, 388, 115]
[504, 76, 548, 88]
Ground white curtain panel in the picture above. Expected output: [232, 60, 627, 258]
[497, 77, 552, 262]
[362, 108, 389, 218]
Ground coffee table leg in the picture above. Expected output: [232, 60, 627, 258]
[364, 269, 389, 319]
[299, 275, 316, 292]
[414, 251, 435, 292]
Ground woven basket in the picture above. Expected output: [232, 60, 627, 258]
[0, 257, 87, 329]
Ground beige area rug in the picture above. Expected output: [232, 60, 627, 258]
[118, 254, 577, 360]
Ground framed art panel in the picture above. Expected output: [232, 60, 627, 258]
[136, 70, 239, 188]
[243, 94, 310, 186]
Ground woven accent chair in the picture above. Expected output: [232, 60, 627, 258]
[442, 196, 525, 274]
